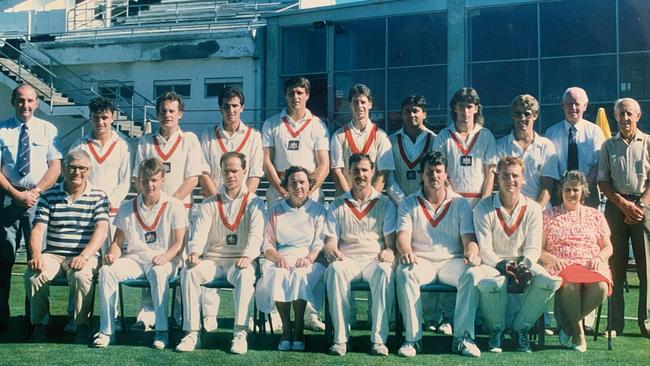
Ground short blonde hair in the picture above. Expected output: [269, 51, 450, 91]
[496, 156, 525, 175]
[510, 94, 539, 114]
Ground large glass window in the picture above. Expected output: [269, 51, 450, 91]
[620, 0, 650, 52]
[280, 12, 446, 133]
[540, 0, 616, 57]
[540, 56, 617, 104]
[468, 4, 537, 62]
[281, 25, 326, 75]
[470, 60, 538, 106]
[334, 19, 385, 71]
[204, 78, 243, 98]
[99, 81, 134, 101]
[387, 13, 447, 67]
[387, 66, 446, 111]
[153, 80, 191, 99]
[620, 53, 650, 100]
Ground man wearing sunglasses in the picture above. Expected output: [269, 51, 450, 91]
[496, 94, 560, 208]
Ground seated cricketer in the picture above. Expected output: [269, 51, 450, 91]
[473, 156, 561, 353]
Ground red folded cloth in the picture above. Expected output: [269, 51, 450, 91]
[558, 264, 612, 296]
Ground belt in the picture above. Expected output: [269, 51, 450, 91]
[11, 185, 29, 192]
[619, 193, 642, 203]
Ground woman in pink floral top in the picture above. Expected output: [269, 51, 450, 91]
[541, 171, 612, 353]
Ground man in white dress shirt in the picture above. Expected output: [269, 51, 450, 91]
[545, 87, 604, 207]
[0, 84, 62, 330]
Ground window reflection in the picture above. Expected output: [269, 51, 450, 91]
[387, 66, 446, 111]
[620, 53, 650, 100]
[334, 19, 386, 71]
[540, 0, 615, 57]
[471, 60, 538, 106]
[540, 56, 617, 104]
[620, 0, 650, 52]
[388, 13, 447, 66]
[468, 4, 537, 62]
[281, 25, 326, 75]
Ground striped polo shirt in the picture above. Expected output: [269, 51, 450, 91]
[33, 182, 110, 256]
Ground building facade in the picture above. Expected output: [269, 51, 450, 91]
[265, 0, 650, 137]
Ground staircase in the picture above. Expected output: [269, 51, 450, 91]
[0, 37, 154, 142]
[0, 57, 74, 106]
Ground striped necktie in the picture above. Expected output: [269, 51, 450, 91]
[17, 123, 30, 176]
[567, 125, 579, 171]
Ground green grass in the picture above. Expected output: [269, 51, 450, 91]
[2, 261, 649, 365]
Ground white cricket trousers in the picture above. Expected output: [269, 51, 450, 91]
[475, 263, 562, 333]
[181, 258, 255, 332]
[98, 257, 177, 335]
[396, 257, 481, 341]
[326, 259, 394, 344]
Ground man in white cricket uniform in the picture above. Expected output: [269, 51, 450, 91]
[67, 97, 132, 333]
[432, 87, 497, 207]
[395, 151, 483, 358]
[325, 153, 396, 356]
[261, 76, 330, 330]
[545, 87, 605, 208]
[198, 87, 263, 332]
[387, 94, 436, 205]
[495, 95, 560, 333]
[262, 76, 330, 204]
[330, 84, 395, 197]
[133, 91, 202, 329]
[69, 97, 131, 232]
[496, 94, 559, 208]
[176, 152, 265, 354]
[473, 157, 561, 353]
[386, 94, 444, 333]
[93, 157, 187, 349]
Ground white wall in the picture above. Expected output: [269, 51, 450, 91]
[57, 57, 262, 136]
[26, 32, 264, 136]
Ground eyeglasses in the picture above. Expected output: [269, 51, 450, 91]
[512, 111, 536, 118]
[67, 165, 89, 173]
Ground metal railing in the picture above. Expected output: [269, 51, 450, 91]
[8, 36, 157, 124]
[65, 0, 297, 32]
